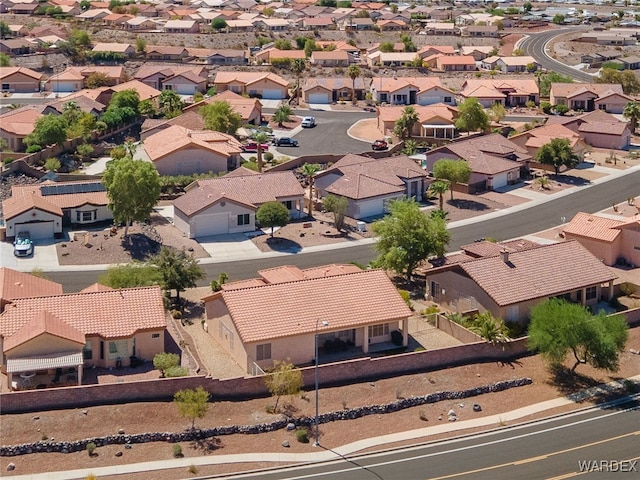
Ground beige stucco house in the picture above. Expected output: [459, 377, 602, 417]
[550, 83, 624, 112]
[546, 110, 631, 150]
[213, 71, 289, 99]
[0, 107, 41, 152]
[202, 266, 413, 373]
[0, 66, 42, 93]
[376, 104, 458, 139]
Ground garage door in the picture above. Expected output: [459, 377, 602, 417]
[308, 93, 330, 104]
[262, 89, 282, 99]
[356, 199, 383, 219]
[194, 214, 229, 238]
[14, 221, 54, 240]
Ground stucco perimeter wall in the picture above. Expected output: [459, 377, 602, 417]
[0, 339, 529, 414]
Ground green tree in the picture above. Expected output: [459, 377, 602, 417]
[379, 42, 395, 53]
[535, 138, 579, 176]
[135, 37, 146, 54]
[623, 101, 640, 133]
[428, 179, 449, 210]
[303, 38, 319, 58]
[153, 352, 180, 377]
[347, 64, 360, 105]
[394, 106, 419, 139]
[25, 115, 68, 147]
[538, 71, 573, 97]
[432, 159, 472, 200]
[139, 99, 156, 117]
[150, 247, 205, 303]
[0, 53, 10, 67]
[523, 1, 532, 12]
[596, 68, 640, 95]
[371, 198, 450, 281]
[199, 101, 242, 135]
[102, 157, 161, 237]
[273, 104, 292, 127]
[98, 263, 162, 288]
[70, 29, 91, 48]
[300, 163, 321, 217]
[76, 143, 94, 160]
[158, 90, 183, 118]
[211, 18, 227, 31]
[528, 298, 628, 373]
[455, 98, 489, 133]
[109, 89, 140, 114]
[400, 33, 416, 52]
[256, 201, 289, 237]
[552, 13, 565, 24]
[253, 131, 270, 173]
[264, 360, 303, 413]
[274, 39, 292, 50]
[403, 139, 418, 156]
[469, 311, 510, 344]
[85, 72, 111, 89]
[174, 387, 210, 429]
[323, 194, 348, 231]
[290, 58, 306, 104]
[488, 102, 506, 123]
[44, 157, 61, 172]
[0, 21, 10, 39]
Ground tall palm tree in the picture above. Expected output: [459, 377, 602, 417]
[290, 58, 306, 105]
[428, 180, 449, 211]
[623, 100, 640, 133]
[273, 105, 293, 127]
[403, 139, 418, 156]
[347, 64, 361, 105]
[400, 106, 419, 139]
[253, 131, 269, 173]
[158, 90, 183, 117]
[300, 163, 321, 217]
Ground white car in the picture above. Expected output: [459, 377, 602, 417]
[301, 116, 316, 128]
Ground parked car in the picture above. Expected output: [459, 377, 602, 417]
[241, 142, 270, 153]
[301, 116, 316, 128]
[363, 106, 376, 113]
[13, 231, 33, 257]
[274, 137, 299, 147]
[372, 139, 388, 151]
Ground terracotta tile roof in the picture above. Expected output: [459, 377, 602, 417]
[224, 166, 261, 177]
[213, 71, 289, 88]
[578, 121, 628, 135]
[166, 70, 207, 85]
[221, 278, 268, 291]
[303, 77, 368, 92]
[563, 212, 623, 242]
[0, 268, 63, 303]
[325, 173, 404, 200]
[2, 192, 63, 220]
[134, 65, 206, 81]
[143, 124, 242, 161]
[92, 42, 133, 53]
[311, 50, 349, 60]
[377, 104, 457, 123]
[142, 110, 205, 135]
[111, 80, 161, 101]
[371, 76, 442, 93]
[183, 91, 261, 122]
[498, 56, 536, 66]
[3, 310, 86, 353]
[454, 241, 616, 307]
[551, 83, 623, 98]
[0, 286, 167, 340]
[0, 107, 42, 136]
[461, 79, 539, 97]
[175, 171, 304, 216]
[47, 95, 106, 114]
[0, 66, 42, 81]
[219, 269, 412, 343]
[437, 55, 476, 65]
[461, 239, 540, 258]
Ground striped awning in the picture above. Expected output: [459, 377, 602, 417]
[422, 124, 456, 129]
[6, 351, 83, 373]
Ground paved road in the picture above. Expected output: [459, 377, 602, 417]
[520, 27, 595, 83]
[47, 168, 640, 292]
[227, 401, 639, 480]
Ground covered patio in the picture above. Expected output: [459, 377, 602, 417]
[6, 351, 83, 391]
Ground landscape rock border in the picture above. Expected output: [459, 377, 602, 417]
[0, 378, 532, 457]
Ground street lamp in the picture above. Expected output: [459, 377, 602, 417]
[314, 319, 328, 447]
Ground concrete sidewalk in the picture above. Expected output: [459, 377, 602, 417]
[9, 376, 639, 480]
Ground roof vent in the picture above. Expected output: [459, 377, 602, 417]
[500, 249, 509, 263]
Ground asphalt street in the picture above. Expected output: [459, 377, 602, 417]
[226, 401, 639, 480]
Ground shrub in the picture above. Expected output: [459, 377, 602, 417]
[165, 366, 189, 377]
[188, 465, 198, 474]
[505, 321, 526, 338]
[540, 101, 552, 114]
[619, 282, 637, 297]
[419, 410, 428, 421]
[153, 352, 180, 376]
[45, 157, 61, 172]
[26, 144, 42, 153]
[398, 289, 412, 309]
[554, 104, 569, 115]
[172, 444, 183, 458]
[86, 442, 97, 456]
[264, 152, 274, 162]
[295, 428, 309, 443]
[265, 404, 276, 414]
[171, 309, 182, 319]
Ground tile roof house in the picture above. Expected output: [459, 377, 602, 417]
[310, 49, 350, 67]
[370, 76, 456, 106]
[435, 55, 477, 72]
[563, 212, 640, 267]
[0, 285, 167, 388]
[173, 170, 304, 238]
[459, 79, 539, 107]
[2, 180, 111, 240]
[254, 47, 306, 64]
[91, 42, 135, 57]
[314, 154, 429, 219]
[425, 241, 617, 323]
[0, 66, 42, 93]
[302, 77, 369, 104]
[44, 66, 126, 92]
[424, 133, 530, 192]
[508, 123, 587, 157]
[0, 106, 42, 151]
[182, 90, 262, 124]
[141, 124, 242, 176]
[377, 103, 458, 139]
[164, 19, 200, 33]
[481, 55, 538, 73]
[0, 267, 63, 313]
[213, 71, 290, 99]
[546, 110, 631, 150]
[202, 266, 413, 372]
[549, 83, 624, 113]
[134, 65, 207, 93]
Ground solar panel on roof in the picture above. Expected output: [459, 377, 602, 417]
[39, 182, 106, 196]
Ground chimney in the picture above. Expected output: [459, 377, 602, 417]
[500, 249, 509, 263]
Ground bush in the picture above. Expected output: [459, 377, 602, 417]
[165, 366, 189, 377]
[540, 102, 552, 114]
[398, 289, 412, 309]
[624, 379, 638, 393]
[295, 428, 309, 443]
[86, 442, 97, 456]
[171, 309, 182, 319]
[153, 352, 180, 376]
[172, 444, 183, 458]
[264, 152, 274, 162]
[619, 282, 637, 297]
[26, 144, 42, 153]
[554, 104, 569, 115]
[45, 157, 61, 172]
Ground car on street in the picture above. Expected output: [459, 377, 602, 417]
[372, 139, 388, 151]
[13, 231, 33, 257]
[241, 142, 270, 153]
[301, 116, 316, 128]
[274, 137, 299, 147]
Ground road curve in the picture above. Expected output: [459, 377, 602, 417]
[520, 27, 595, 83]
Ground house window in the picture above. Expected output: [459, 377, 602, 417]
[151, 333, 160, 338]
[164, 84, 173, 90]
[256, 343, 271, 361]
[282, 200, 292, 210]
[237, 213, 250, 225]
[380, 93, 388, 102]
[430, 281, 441, 300]
[585, 286, 597, 300]
[2, 83, 9, 91]
[76, 210, 96, 223]
[83, 342, 93, 360]
[108, 340, 128, 360]
[599, 104, 606, 110]
[444, 96, 452, 103]
[368, 323, 389, 338]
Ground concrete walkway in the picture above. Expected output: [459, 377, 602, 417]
[8, 376, 639, 480]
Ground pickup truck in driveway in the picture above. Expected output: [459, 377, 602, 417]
[274, 137, 299, 147]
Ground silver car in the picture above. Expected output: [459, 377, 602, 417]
[13, 231, 33, 257]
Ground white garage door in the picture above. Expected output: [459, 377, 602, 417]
[15, 221, 54, 240]
[194, 213, 229, 238]
[308, 93, 330, 104]
[357, 199, 384, 219]
[262, 89, 282, 99]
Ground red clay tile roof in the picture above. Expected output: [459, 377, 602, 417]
[0, 107, 42, 136]
[454, 241, 616, 307]
[2, 192, 63, 220]
[3, 310, 86, 353]
[0, 286, 166, 340]
[219, 269, 413, 343]
[325, 173, 405, 200]
[143, 124, 242, 161]
[563, 212, 623, 242]
[551, 83, 623, 98]
[461, 239, 540, 258]
[213, 71, 289, 88]
[0, 268, 63, 303]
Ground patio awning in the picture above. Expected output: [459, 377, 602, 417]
[422, 124, 456, 129]
[6, 351, 83, 373]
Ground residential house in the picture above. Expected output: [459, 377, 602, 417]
[225, 20, 255, 32]
[617, 55, 640, 70]
[594, 90, 633, 114]
[254, 48, 306, 64]
[7, 2, 38, 15]
[341, 17, 374, 30]
[134, 65, 207, 92]
[481, 55, 537, 73]
[91, 42, 136, 57]
[44, 66, 125, 92]
[424, 133, 530, 191]
[0, 66, 41, 93]
[0, 106, 41, 151]
[102, 13, 134, 28]
[367, 52, 419, 67]
[126, 16, 159, 30]
[459, 79, 539, 107]
[377, 19, 409, 31]
[164, 19, 200, 33]
[549, 83, 624, 112]
[206, 49, 247, 65]
[509, 123, 587, 158]
[7, 24, 29, 36]
[2, 180, 112, 240]
[310, 50, 350, 67]
[0, 267, 63, 313]
[377, 104, 458, 139]
[110, 79, 162, 102]
[77, 8, 112, 21]
[460, 25, 499, 37]
[546, 110, 631, 149]
[460, 46, 496, 61]
[370, 77, 456, 106]
[0, 38, 34, 56]
[302, 17, 336, 30]
[144, 45, 189, 61]
[425, 241, 617, 323]
[202, 266, 413, 372]
[0, 285, 167, 388]
[213, 71, 289, 99]
[160, 70, 207, 95]
[314, 154, 429, 219]
[141, 125, 243, 176]
[416, 45, 455, 58]
[435, 55, 476, 72]
[421, 22, 459, 35]
[563, 212, 640, 267]
[302, 77, 368, 104]
[173, 170, 304, 238]
[183, 90, 262, 124]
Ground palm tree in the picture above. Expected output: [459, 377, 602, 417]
[253, 131, 269, 173]
[428, 180, 449, 211]
[400, 106, 419, 139]
[469, 312, 511, 345]
[403, 139, 418, 156]
[623, 100, 640, 133]
[290, 58, 306, 105]
[347, 64, 361, 105]
[124, 139, 137, 158]
[273, 105, 293, 127]
[158, 90, 183, 117]
[300, 163, 321, 217]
